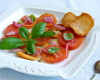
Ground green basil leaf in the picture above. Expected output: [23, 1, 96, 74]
[30, 14, 35, 23]
[40, 31, 55, 38]
[48, 47, 60, 54]
[31, 22, 47, 39]
[19, 27, 29, 39]
[26, 40, 36, 55]
[63, 33, 74, 41]
[0, 37, 25, 50]
[19, 20, 23, 24]
[29, 39, 37, 44]
[55, 31, 59, 33]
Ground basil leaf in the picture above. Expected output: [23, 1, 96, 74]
[0, 37, 25, 50]
[19, 20, 23, 24]
[19, 27, 29, 39]
[29, 39, 37, 44]
[48, 47, 60, 54]
[30, 14, 35, 23]
[63, 33, 74, 41]
[55, 31, 59, 33]
[40, 31, 55, 38]
[31, 22, 47, 39]
[26, 40, 36, 55]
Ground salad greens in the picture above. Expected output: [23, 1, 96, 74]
[31, 22, 46, 39]
[0, 37, 25, 50]
[19, 27, 29, 40]
[0, 22, 55, 55]
[63, 33, 74, 41]
[19, 20, 23, 24]
[30, 14, 35, 23]
[48, 47, 60, 54]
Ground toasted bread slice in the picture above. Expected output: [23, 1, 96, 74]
[61, 12, 77, 27]
[70, 13, 94, 36]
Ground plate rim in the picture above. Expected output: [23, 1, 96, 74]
[0, 4, 99, 79]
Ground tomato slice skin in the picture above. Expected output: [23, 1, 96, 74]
[21, 15, 38, 29]
[4, 24, 28, 48]
[4, 24, 19, 35]
[38, 13, 57, 28]
[42, 45, 68, 63]
[58, 30, 83, 50]
[35, 37, 51, 46]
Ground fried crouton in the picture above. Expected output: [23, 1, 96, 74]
[61, 12, 77, 28]
[70, 13, 94, 36]
[17, 51, 39, 61]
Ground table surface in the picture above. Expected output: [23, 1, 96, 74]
[0, 0, 100, 80]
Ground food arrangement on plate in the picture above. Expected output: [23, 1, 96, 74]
[0, 12, 94, 63]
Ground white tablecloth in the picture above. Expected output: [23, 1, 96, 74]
[0, 0, 100, 80]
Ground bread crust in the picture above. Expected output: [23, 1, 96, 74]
[17, 51, 39, 61]
[70, 13, 94, 36]
[61, 12, 77, 28]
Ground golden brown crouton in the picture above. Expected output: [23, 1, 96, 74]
[70, 13, 94, 36]
[17, 51, 39, 61]
[61, 12, 77, 27]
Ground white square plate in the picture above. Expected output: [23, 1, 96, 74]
[0, 4, 99, 79]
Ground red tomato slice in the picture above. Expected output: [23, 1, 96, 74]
[58, 30, 83, 50]
[21, 15, 37, 29]
[38, 13, 57, 28]
[4, 24, 31, 49]
[35, 37, 51, 46]
[42, 45, 68, 63]
[4, 24, 19, 35]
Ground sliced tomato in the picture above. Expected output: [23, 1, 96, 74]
[57, 24, 71, 31]
[48, 26, 61, 37]
[4, 26, 31, 49]
[38, 13, 57, 28]
[4, 24, 19, 35]
[35, 37, 51, 46]
[48, 25, 61, 31]
[21, 15, 38, 29]
[42, 45, 68, 63]
[58, 30, 83, 50]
